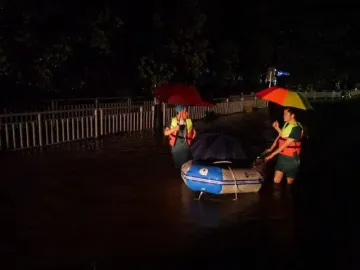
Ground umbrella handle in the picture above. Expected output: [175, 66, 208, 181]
[213, 161, 232, 164]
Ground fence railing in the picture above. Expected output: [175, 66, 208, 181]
[1, 90, 359, 151]
[1, 98, 154, 114]
[0, 106, 155, 151]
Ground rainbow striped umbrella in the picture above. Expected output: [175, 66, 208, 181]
[256, 87, 314, 110]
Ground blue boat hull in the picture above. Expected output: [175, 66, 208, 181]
[181, 160, 264, 195]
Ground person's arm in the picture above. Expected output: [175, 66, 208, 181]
[164, 127, 172, 136]
[190, 120, 196, 139]
[274, 126, 282, 135]
[164, 126, 179, 136]
[272, 121, 282, 135]
[270, 135, 281, 151]
[264, 134, 280, 153]
[164, 119, 180, 136]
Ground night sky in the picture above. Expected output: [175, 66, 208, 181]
[1, 0, 360, 100]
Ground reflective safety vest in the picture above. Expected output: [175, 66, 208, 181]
[169, 117, 194, 146]
[278, 122, 304, 157]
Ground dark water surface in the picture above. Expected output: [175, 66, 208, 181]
[1, 101, 358, 269]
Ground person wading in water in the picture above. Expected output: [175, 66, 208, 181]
[164, 105, 196, 168]
[265, 107, 304, 185]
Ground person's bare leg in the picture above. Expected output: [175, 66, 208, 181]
[285, 177, 295, 198]
[287, 177, 295, 184]
[274, 170, 283, 184]
[272, 170, 284, 204]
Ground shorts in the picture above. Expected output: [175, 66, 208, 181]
[275, 154, 300, 178]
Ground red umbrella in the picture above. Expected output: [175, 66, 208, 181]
[154, 83, 214, 106]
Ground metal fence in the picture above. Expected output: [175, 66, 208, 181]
[0, 106, 155, 151]
[1, 90, 359, 151]
[1, 97, 154, 115]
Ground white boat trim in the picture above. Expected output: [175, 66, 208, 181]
[182, 173, 263, 185]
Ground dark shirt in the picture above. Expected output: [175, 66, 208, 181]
[288, 124, 302, 141]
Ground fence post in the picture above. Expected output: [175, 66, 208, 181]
[162, 103, 166, 127]
[94, 109, 98, 138]
[240, 97, 244, 112]
[226, 98, 229, 114]
[139, 106, 143, 130]
[0, 125, 2, 150]
[153, 97, 161, 132]
[100, 109, 104, 136]
[151, 106, 155, 130]
[249, 92, 254, 108]
[37, 113, 43, 147]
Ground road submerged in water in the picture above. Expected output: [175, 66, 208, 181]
[1, 105, 357, 269]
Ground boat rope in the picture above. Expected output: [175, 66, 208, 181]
[228, 166, 238, 200]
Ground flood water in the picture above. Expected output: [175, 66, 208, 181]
[1, 100, 358, 269]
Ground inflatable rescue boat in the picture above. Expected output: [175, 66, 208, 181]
[181, 159, 265, 200]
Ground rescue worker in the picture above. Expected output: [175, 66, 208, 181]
[163, 105, 196, 168]
[265, 107, 303, 184]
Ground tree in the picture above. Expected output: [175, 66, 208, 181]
[214, 41, 240, 88]
[0, 1, 123, 97]
[138, 56, 176, 91]
[138, 0, 213, 93]
[137, 10, 175, 93]
[165, 0, 213, 83]
[275, 17, 360, 88]
[0, 42, 10, 77]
